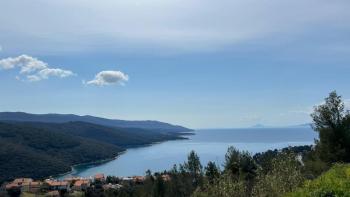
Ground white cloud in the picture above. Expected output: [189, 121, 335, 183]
[86, 70, 129, 86]
[0, 55, 75, 81]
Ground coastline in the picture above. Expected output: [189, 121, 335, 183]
[54, 133, 193, 179]
[53, 150, 126, 179]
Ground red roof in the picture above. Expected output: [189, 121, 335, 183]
[74, 180, 89, 187]
[45, 180, 69, 187]
[94, 174, 105, 179]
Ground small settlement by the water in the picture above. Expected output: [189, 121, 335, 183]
[0, 174, 172, 197]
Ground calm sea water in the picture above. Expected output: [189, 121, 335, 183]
[60, 128, 317, 179]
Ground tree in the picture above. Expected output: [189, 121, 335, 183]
[205, 161, 221, 184]
[224, 146, 257, 181]
[311, 91, 350, 162]
[184, 150, 203, 187]
[153, 174, 166, 197]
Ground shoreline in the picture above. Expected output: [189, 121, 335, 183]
[54, 133, 193, 179]
[53, 150, 126, 179]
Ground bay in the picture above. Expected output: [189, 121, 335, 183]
[60, 127, 317, 178]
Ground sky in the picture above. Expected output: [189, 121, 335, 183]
[0, 0, 350, 128]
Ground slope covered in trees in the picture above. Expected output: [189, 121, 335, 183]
[8, 121, 186, 148]
[0, 121, 186, 183]
[0, 122, 122, 183]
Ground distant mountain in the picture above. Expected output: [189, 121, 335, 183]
[288, 123, 312, 128]
[251, 124, 266, 128]
[250, 123, 312, 129]
[0, 112, 192, 133]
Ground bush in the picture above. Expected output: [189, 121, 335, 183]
[252, 152, 304, 197]
[286, 164, 350, 197]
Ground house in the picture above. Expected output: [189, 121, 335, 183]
[5, 178, 33, 191]
[133, 176, 145, 184]
[72, 180, 90, 191]
[121, 177, 133, 181]
[45, 180, 70, 191]
[103, 183, 123, 190]
[64, 177, 83, 184]
[94, 174, 105, 182]
[13, 178, 33, 185]
[21, 181, 41, 193]
[161, 174, 171, 182]
[5, 183, 20, 190]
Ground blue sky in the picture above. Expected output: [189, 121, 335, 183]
[0, 0, 350, 128]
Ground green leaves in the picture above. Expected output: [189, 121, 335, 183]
[287, 164, 350, 197]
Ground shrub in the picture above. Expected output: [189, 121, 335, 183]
[286, 164, 350, 197]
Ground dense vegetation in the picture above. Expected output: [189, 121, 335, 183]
[0, 121, 186, 184]
[9, 121, 185, 148]
[286, 164, 350, 197]
[0, 122, 122, 183]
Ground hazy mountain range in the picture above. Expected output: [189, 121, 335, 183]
[0, 112, 192, 133]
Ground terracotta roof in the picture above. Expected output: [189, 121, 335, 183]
[94, 174, 105, 179]
[74, 180, 89, 187]
[64, 177, 82, 182]
[5, 183, 19, 189]
[45, 180, 69, 187]
[133, 176, 145, 183]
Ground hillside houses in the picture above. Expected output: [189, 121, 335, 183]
[45, 180, 70, 191]
[72, 180, 90, 191]
[1, 173, 174, 196]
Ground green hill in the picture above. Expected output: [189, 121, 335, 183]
[0, 122, 124, 183]
[10, 121, 185, 148]
[0, 120, 187, 183]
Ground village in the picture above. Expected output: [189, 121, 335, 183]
[0, 173, 172, 197]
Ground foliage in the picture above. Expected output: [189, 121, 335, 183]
[0, 122, 122, 183]
[286, 164, 350, 197]
[0, 120, 187, 184]
[204, 161, 220, 184]
[224, 146, 257, 182]
[12, 121, 185, 148]
[193, 173, 249, 197]
[252, 152, 304, 197]
[183, 150, 203, 187]
[311, 91, 350, 163]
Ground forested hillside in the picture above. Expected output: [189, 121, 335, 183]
[0, 122, 122, 183]
[8, 121, 186, 148]
[0, 121, 186, 183]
